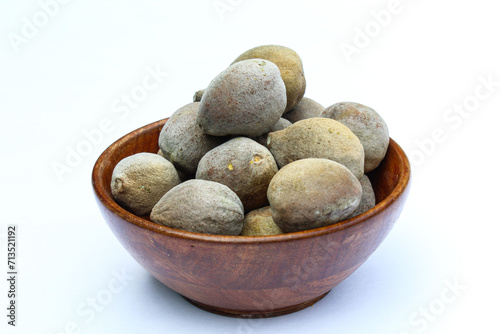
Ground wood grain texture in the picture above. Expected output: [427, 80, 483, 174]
[92, 118, 411, 318]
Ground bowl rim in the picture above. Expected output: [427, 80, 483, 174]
[92, 118, 411, 245]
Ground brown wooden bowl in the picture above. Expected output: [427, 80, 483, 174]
[92, 118, 411, 318]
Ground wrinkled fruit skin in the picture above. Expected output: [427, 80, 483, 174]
[267, 158, 362, 233]
[158, 102, 227, 174]
[241, 206, 283, 236]
[197, 59, 286, 137]
[283, 97, 324, 123]
[321, 102, 389, 172]
[196, 137, 278, 212]
[111, 153, 181, 216]
[232, 45, 306, 113]
[349, 174, 376, 218]
[150, 179, 244, 235]
[267, 117, 365, 179]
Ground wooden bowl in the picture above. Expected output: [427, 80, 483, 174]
[92, 118, 411, 318]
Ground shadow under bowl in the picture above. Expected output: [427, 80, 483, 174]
[92, 118, 411, 318]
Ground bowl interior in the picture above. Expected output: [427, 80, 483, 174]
[92, 117, 410, 241]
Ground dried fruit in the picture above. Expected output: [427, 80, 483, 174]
[158, 102, 227, 174]
[283, 97, 324, 123]
[151, 179, 244, 235]
[193, 89, 205, 102]
[111, 153, 181, 216]
[197, 59, 286, 137]
[253, 117, 292, 146]
[196, 137, 278, 212]
[349, 174, 376, 218]
[321, 102, 389, 172]
[267, 158, 362, 233]
[241, 206, 283, 236]
[232, 45, 306, 112]
[267, 117, 365, 179]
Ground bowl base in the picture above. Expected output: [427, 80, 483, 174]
[182, 291, 331, 318]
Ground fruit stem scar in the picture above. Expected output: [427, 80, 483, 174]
[115, 178, 123, 192]
[251, 155, 263, 164]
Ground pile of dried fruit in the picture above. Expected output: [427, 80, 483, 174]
[110, 45, 389, 236]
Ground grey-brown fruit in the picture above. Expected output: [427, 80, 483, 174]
[111, 153, 181, 216]
[198, 59, 286, 137]
[254, 117, 292, 146]
[269, 117, 292, 131]
[196, 137, 278, 212]
[241, 206, 283, 236]
[349, 174, 376, 218]
[321, 102, 389, 172]
[193, 89, 205, 102]
[283, 97, 324, 123]
[159, 102, 227, 174]
[267, 117, 365, 179]
[151, 179, 244, 235]
[232, 45, 306, 112]
[157, 149, 194, 181]
[267, 158, 362, 233]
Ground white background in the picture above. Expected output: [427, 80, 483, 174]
[1, 0, 499, 333]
